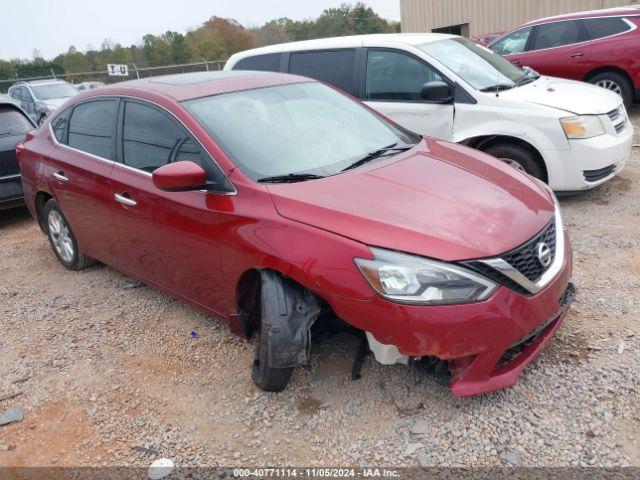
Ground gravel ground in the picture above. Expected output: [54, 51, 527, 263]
[0, 111, 639, 470]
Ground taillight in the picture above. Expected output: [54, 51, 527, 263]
[15, 142, 26, 169]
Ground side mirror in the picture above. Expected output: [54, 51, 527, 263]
[152, 161, 206, 192]
[420, 81, 454, 104]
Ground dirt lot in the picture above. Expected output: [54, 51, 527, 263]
[0, 112, 639, 470]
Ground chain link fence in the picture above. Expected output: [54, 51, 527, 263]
[0, 60, 226, 93]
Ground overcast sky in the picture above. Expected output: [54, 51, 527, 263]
[0, 0, 400, 60]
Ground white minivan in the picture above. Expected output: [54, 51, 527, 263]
[225, 33, 633, 192]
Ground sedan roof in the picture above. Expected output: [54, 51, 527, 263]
[87, 71, 310, 102]
[524, 5, 640, 26]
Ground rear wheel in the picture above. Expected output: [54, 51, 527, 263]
[588, 71, 633, 107]
[44, 199, 96, 271]
[483, 143, 546, 182]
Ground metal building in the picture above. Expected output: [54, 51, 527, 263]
[400, 0, 639, 37]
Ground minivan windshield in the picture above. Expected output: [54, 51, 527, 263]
[31, 83, 78, 101]
[184, 82, 419, 181]
[419, 38, 530, 91]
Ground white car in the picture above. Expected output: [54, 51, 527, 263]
[225, 33, 632, 192]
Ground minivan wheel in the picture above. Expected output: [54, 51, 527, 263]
[44, 199, 96, 271]
[251, 277, 295, 392]
[483, 143, 546, 181]
[589, 71, 633, 107]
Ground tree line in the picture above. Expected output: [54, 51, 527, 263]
[0, 3, 399, 80]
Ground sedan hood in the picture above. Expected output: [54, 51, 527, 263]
[500, 76, 621, 115]
[267, 138, 555, 262]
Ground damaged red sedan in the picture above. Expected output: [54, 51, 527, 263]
[19, 71, 574, 397]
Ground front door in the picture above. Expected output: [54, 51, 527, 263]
[362, 48, 453, 140]
[108, 99, 226, 313]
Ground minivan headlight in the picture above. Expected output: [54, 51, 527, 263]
[560, 115, 604, 139]
[355, 248, 496, 305]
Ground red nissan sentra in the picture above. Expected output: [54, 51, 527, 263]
[18, 71, 574, 397]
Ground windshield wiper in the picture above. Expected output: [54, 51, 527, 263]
[515, 75, 539, 87]
[341, 143, 413, 172]
[479, 83, 515, 93]
[257, 173, 325, 184]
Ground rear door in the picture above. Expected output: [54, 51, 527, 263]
[108, 99, 227, 312]
[46, 99, 122, 265]
[361, 47, 453, 139]
[489, 26, 533, 68]
[525, 20, 592, 80]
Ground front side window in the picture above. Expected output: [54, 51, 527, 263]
[288, 50, 356, 96]
[420, 38, 526, 91]
[489, 27, 533, 55]
[67, 100, 117, 159]
[0, 106, 33, 136]
[31, 83, 78, 101]
[532, 20, 586, 50]
[583, 17, 631, 40]
[183, 82, 419, 181]
[365, 49, 444, 101]
[122, 101, 225, 183]
[21, 88, 33, 102]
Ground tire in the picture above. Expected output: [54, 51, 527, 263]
[251, 276, 295, 392]
[588, 71, 633, 107]
[43, 199, 96, 271]
[483, 143, 546, 182]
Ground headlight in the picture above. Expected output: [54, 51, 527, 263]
[355, 248, 496, 305]
[560, 115, 604, 139]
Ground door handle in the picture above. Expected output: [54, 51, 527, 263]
[114, 193, 137, 207]
[570, 52, 584, 58]
[53, 172, 68, 182]
[511, 60, 520, 65]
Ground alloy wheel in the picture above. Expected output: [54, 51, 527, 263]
[595, 79, 622, 96]
[48, 210, 74, 263]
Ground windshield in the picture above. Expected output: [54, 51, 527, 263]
[0, 106, 32, 136]
[419, 38, 527, 91]
[31, 83, 78, 101]
[183, 82, 419, 181]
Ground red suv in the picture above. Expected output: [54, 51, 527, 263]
[18, 71, 574, 397]
[489, 6, 640, 105]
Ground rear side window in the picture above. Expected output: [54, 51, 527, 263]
[0, 106, 32, 136]
[234, 53, 281, 72]
[288, 50, 356, 96]
[51, 108, 71, 142]
[532, 20, 587, 50]
[365, 49, 444, 101]
[68, 100, 117, 159]
[583, 17, 631, 40]
[122, 101, 226, 183]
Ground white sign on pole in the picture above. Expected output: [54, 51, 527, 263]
[107, 64, 129, 77]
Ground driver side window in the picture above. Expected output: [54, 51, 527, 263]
[365, 49, 444, 102]
[121, 100, 225, 185]
[490, 27, 532, 56]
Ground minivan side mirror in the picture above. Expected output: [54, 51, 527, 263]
[420, 81, 454, 104]
[152, 161, 206, 192]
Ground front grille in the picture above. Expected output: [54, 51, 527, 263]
[462, 218, 557, 296]
[0, 149, 19, 177]
[615, 122, 626, 134]
[607, 106, 622, 122]
[502, 219, 556, 282]
[583, 164, 616, 182]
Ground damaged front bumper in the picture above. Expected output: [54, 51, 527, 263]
[325, 237, 574, 397]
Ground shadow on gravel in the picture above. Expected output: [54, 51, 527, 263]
[0, 206, 32, 229]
